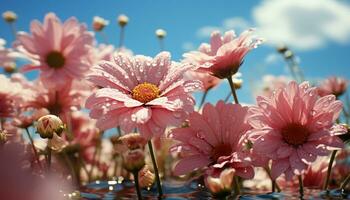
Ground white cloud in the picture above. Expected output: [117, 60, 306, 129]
[196, 0, 350, 50]
[196, 17, 250, 38]
[196, 26, 221, 38]
[182, 42, 195, 51]
[253, 0, 350, 50]
[264, 53, 280, 64]
[223, 17, 249, 31]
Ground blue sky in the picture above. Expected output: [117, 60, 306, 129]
[1, 0, 350, 104]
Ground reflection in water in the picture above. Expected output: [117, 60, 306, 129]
[79, 178, 350, 200]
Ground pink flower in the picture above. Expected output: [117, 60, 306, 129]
[183, 29, 263, 79]
[0, 74, 26, 118]
[24, 79, 91, 118]
[248, 81, 346, 180]
[85, 52, 200, 139]
[257, 75, 290, 97]
[185, 69, 221, 92]
[318, 76, 348, 97]
[16, 13, 94, 88]
[169, 101, 254, 178]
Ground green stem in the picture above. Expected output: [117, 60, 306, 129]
[148, 140, 163, 197]
[224, 91, 231, 103]
[227, 76, 239, 104]
[63, 152, 78, 186]
[233, 176, 241, 195]
[25, 128, 43, 170]
[340, 172, 350, 190]
[198, 90, 209, 111]
[133, 171, 143, 200]
[323, 150, 337, 191]
[119, 26, 125, 48]
[298, 175, 304, 199]
[264, 167, 281, 192]
[47, 147, 52, 172]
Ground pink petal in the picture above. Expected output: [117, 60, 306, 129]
[173, 155, 211, 176]
[271, 159, 289, 180]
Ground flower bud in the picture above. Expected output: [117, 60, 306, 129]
[3, 62, 16, 73]
[122, 149, 145, 172]
[117, 14, 129, 27]
[0, 130, 8, 145]
[205, 168, 235, 198]
[118, 133, 147, 150]
[284, 50, 294, 59]
[92, 16, 109, 32]
[138, 165, 155, 188]
[2, 11, 17, 23]
[276, 44, 288, 54]
[155, 29, 167, 39]
[36, 115, 64, 139]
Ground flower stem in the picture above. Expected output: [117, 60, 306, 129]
[298, 175, 304, 199]
[119, 27, 125, 48]
[323, 150, 337, 191]
[227, 76, 239, 104]
[147, 140, 163, 197]
[47, 147, 51, 171]
[158, 38, 164, 51]
[340, 172, 350, 190]
[198, 90, 209, 111]
[63, 152, 79, 186]
[25, 128, 42, 170]
[133, 171, 143, 200]
[264, 167, 281, 192]
[233, 176, 241, 195]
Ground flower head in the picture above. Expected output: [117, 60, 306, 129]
[205, 168, 235, 197]
[318, 76, 348, 97]
[155, 29, 167, 39]
[183, 29, 263, 79]
[248, 81, 346, 180]
[117, 14, 129, 27]
[92, 16, 109, 32]
[2, 11, 17, 23]
[169, 101, 254, 178]
[16, 13, 94, 88]
[36, 114, 65, 139]
[86, 52, 200, 139]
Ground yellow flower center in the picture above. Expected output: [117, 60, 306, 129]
[46, 51, 65, 69]
[281, 123, 310, 146]
[132, 82, 160, 103]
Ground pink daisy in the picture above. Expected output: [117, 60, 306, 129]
[85, 51, 200, 139]
[169, 101, 254, 178]
[248, 81, 346, 180]
[16, 13, 94, 88]
[23, 79, 91, 119]
[317, 76, 348, 97]
[0, 74, 27, 118]
[183, 29, 263, 79]
[185, 69, 221, 92]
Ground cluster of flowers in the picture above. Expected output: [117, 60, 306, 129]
[0, 11, 349, 199]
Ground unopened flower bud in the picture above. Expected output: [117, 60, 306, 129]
[117, 14, 129, 27]
[119, 133, 147, 150]
[0, 130, 8, 145]
[138, 165, 155, 188]
[155, 29, 167, 39]
[122, 149, 145, 172]
[36, 115, 64, 139]
[92, 16, 109, 32]
[2, 11, 17, 23]
[284, 50, 294, 59]
[4, 62, 16, 73]
[205, 168, 235, 198]
[276, 44, 288, 53]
